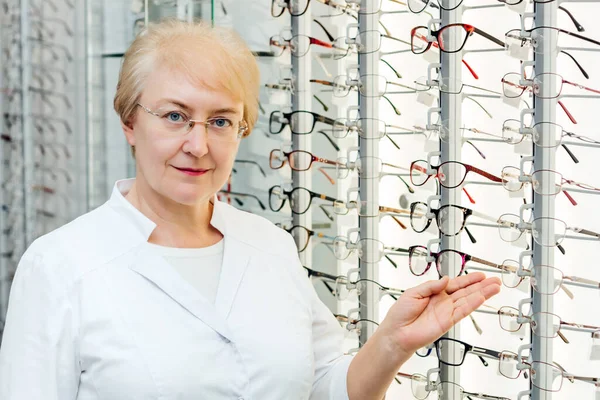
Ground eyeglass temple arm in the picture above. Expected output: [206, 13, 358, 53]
[471, 346, 501, 361]
[464, 96, 492, 119]
[234, 159, 267, 177]
[560, 50, 589, 79]
[563, 275, 600, 287]
[570, 375, 600, 385]
[303, 266, 342, 281]
[554, 26, 600, 47]
[219, 190, 266, 210]
[563, 79, 600, 95]
[390, 215, 408, 230]
[381, 94, 402, 116]
[381, 58, 402, 79]
[558, 6, 584, 32]
[473, 27, 505, 48]
[464, 140, 486, 160]
[312, 19, 335, 42]
[558, 100, 577, 124]
[471, 210, 502, 224]
[469, 255, 502, 270]
[317, 114, 338, 126]
[572, 227, 600, 239]
[463, 390, 511, 400]
[317, 130, 341, 151]
[468, 165, 502, 183]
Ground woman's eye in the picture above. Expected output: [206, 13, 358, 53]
[210, 118, 233, 128]
[165, 112, 186, 123]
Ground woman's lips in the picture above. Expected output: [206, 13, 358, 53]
[173, 166, 208, 176]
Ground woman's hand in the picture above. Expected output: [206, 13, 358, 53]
[377, 272, 501, 359]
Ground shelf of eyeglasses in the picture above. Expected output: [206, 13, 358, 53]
[405, 345, 600, 399]
[268, 148, 416, 188]
[304, 266, 404, 305]
[397, 372, 512, 400]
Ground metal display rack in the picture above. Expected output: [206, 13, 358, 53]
[357, 0, 381, 346]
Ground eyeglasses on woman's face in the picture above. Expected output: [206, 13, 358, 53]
[136, 103, 247, 142]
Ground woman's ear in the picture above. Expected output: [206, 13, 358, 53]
[122, 118, 136, 147]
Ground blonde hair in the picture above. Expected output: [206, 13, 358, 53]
[113, 19, 260, 155]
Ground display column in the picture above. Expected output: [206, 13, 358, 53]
[291, 1, 312, 265]
[439, 5, 462, 399]
[357, 0, 380, 343]
[530, 3, 557, 400]
[19, 0, 33, 245]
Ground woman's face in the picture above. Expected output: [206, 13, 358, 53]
[123, 64, 243, 206]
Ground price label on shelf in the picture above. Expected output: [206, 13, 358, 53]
[502, 94, 521, 109]
[508, 187, 525, 199]
[590, 332, 600, 360]
[510, 233, 529, 249]
[516, 277, 531, 294]
[413, 384, 428, 399]
[507, 42, 530, 61]
[416, 91, 436, 107]
[422, 49, 439, 64]
[423, 138, 438, 152]
[514, 139, 531, 155]
[510, 324, 526, 339]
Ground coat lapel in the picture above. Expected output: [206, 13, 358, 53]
[112, 181, 252, 342]
[210, 199, 251, 320]
[129, 246, 235, 342]
[214, 236, 250, 320]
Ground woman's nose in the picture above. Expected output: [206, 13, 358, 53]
[182, 123, 209, 156]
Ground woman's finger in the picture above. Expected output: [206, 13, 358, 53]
[445, 272, 486, 294]
[406, 276, 450, 299]
[453, 283, 501, 322]
[450, 277, 501, 302]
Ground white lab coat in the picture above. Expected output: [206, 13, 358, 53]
[0, 179, 353, 400]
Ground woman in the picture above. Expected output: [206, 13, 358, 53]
[0, 19, 501, 399]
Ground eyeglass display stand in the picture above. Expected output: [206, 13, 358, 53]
[291, 5, 313, 266]
[18, 0, 34, 247]
[529, 3, 557, 400]
[437, 5, 464, 400]
[357, 0, 381, 344]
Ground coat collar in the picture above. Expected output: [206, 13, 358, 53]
[107, 178, 250, 342]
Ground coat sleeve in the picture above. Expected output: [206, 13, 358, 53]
[282, 234, 354, 400]
[0, 245, 80, 399]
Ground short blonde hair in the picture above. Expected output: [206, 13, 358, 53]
[114, 18, 260, 152]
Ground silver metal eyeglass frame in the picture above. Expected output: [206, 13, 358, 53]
[136, 103, 248, 139]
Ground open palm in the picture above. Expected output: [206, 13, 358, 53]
[378, 273, 501, 354]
